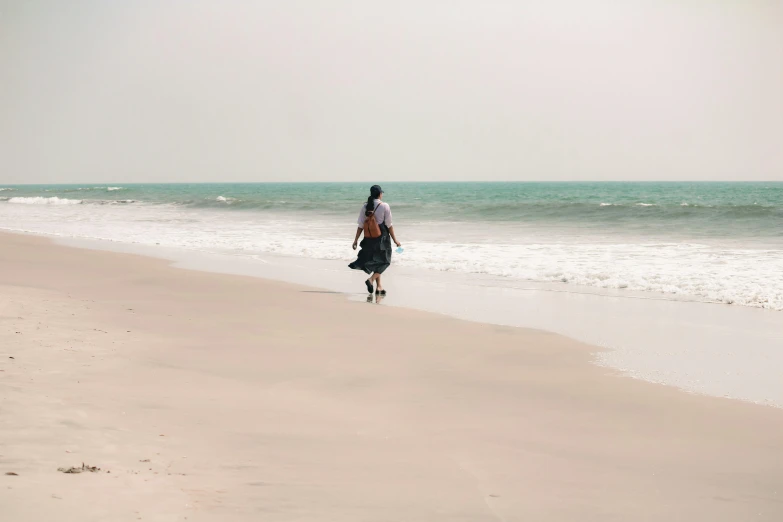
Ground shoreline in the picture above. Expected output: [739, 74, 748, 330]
[8, 227, 780, 408]
[1, 231, 782, 520]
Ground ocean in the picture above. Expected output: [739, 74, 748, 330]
[2, 182, 782, 311]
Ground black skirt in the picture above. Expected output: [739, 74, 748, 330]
[349, 224, 392, 274]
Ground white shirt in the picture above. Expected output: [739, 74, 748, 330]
[357, 200, 393, 228]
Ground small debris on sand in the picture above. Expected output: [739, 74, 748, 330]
[5, 472, 18, 476]
[57, 463, 101, 474]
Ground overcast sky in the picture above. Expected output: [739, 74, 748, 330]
[1, 1, 781, 183]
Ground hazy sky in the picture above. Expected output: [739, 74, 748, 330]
[1, 1, 782, 183]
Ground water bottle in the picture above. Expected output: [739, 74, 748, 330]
[396, 246, 404, 254]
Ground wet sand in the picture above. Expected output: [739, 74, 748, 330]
[1, 232, 781, 521]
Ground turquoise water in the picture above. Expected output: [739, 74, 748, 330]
[2, 182, 783, 309]
[3, 182, 782, 241]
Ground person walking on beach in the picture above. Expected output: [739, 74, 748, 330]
[349, 185, 401, 295]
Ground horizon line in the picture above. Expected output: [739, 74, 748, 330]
[3, 180, 783, 186]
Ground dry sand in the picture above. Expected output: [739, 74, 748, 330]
[1, 232, 781, 521]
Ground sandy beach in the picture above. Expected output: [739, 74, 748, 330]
[1, 231, 781, 521]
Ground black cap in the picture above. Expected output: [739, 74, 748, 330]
[370, 185, 383, 198]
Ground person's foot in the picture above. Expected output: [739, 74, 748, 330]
[375, 288, 386, 295]
[365, 279, 374, 294]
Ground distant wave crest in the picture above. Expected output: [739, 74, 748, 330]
[7, 196, 83, 205]
[1, 196, 137, 206]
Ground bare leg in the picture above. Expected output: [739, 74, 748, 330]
[364, 273, 377, 293]
[374, 274, 383, 292]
